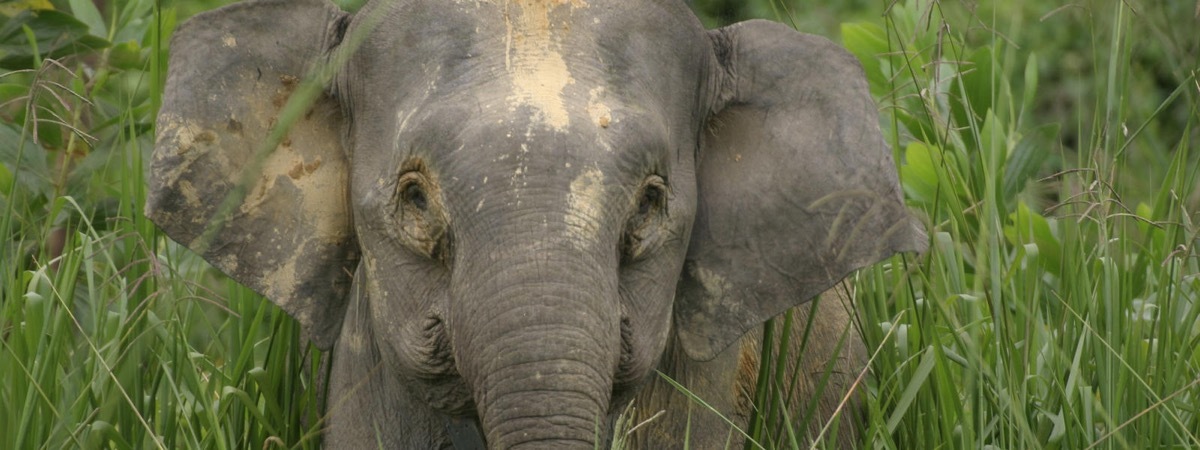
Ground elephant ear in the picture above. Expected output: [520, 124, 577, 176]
[146, 0, 357, 349]
[676, 20, 927, 361]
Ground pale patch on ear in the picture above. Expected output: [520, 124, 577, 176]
[263, 255, 302, 308]
[675, 261, 752, 359]
[177, 180, 202, 212]
[153, 117, 225, 203]
[566, 167, 604, 248]
[688, 263, 732, 300]
[217, 254, 239, 273]
[246, 136, 348, 239]
[503, 0, 588, 131]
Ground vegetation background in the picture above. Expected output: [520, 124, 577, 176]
[1, 0, 1197, 448]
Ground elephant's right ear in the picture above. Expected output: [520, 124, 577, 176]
[147, 0, 357, 349]
[675, 20, 927, 361]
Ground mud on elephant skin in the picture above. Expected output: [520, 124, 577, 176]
[146, 0, 926, 448]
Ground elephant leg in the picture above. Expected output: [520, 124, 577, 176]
[627, 287, 864, 449]
[750, 286, 865, 448]
[622, 325, 750, 449]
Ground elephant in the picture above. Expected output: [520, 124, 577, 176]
[145, 0, 927, 448]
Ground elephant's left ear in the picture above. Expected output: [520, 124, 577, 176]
[676, 20, 927, 361]
[146, 0, 357, 349]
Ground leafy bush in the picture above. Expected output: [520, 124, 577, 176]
[846, 1, 1200, 448]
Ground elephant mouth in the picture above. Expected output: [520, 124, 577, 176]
[411, 310, 648, 409]
[612, 314, 648, 397]
[445, 415, 488, 450]
[402, 314, 640, 449]
[408, 301, 641, 448]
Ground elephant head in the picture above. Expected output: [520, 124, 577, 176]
[146, 0, 926, 448]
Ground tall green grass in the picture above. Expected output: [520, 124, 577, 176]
[846, 1, 1200, 449]
[2, 0, 1198, 449]
[1, 1, 323, 449]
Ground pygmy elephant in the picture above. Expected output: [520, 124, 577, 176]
[146, 0, 926, 448]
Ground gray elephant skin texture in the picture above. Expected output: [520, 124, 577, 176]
[146, 0, 927, 448]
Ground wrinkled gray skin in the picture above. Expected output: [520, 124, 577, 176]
[146, 0, 926, 448]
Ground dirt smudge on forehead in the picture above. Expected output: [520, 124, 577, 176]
[503, 0, 587, 132]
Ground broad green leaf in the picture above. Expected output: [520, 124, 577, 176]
[1003, 123, 1058, 201]
[115, 0, 155, 44]
[953, 47, 997, 128]
[840, 22, 888, 97]
[108, 40, 142, 70]
[0, 10, 110, 70]
[0, 123, 51, 199]
[1005, 202, 1062, 275]
[0, 0, 52, 17]
[1021, 52, 1039, 118]
[68, 0, 105, 37]
[900, 141, 940, 205]
[1135, 202, 1154, 236]
[979, 111, 1009, 213]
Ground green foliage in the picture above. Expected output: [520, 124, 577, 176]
[1, 1, 323, 449]
[0, 9, 110, 70]
[845, 1, 1200, 448]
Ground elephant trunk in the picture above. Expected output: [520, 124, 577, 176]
[452, 238, 620, 449]
[478, 349, 611, 448]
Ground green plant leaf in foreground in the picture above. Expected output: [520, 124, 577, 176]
[0, 9, 110, 70]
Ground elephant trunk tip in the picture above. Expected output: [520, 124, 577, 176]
[480, 388, 611, 450]
[489, 419, 604, 450]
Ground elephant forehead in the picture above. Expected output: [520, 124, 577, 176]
[357, 0, 705, 134]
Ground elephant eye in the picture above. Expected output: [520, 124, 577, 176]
[392, 169, 448, 263]
[638, 184, 663, 216]
[623, 176, 667, 261]
[637, 177, 667, 216]
[404, 182, 428, 211]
